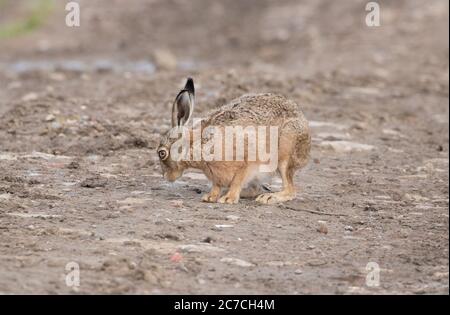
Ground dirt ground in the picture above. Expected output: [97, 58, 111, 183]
[0, 0, 448, 294]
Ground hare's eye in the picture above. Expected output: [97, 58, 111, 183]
[158, 148, 168, 160]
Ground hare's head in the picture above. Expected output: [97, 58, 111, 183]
[157, 78, 195, 182]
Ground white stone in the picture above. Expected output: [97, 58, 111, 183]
[220, 257, 255, 267]
[320, 141, 375, 152]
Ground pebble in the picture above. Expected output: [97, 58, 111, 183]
[0, 193, 11, 200]
[67, 161, 80, 169]
[21, 92, 38, 102]
[143, 271, 158, 283]
[123, 240, 141, 247]
[49, 72, 66, 81]
[316, 132, 351, 141]
[213, 224, 234, 230]
[404, 193, 429, 202]
[320, 141, 375, 153]
[170, 252, 183, 263]
[80, 176, 108, 188]
[170, 200, 184, 208]
[153, 49, 177, 71]
[0, 153, 17, 161]
[7, 213, 62, 219]
[309, 121, 348, 130]
[364, 205, 377, 212]
[197, 278, 206, 285]
[202, 236, 214, 243]
[50, 121, 62, 130]
[317, 221, 328, 234]
[44, 114, 56, 122]
[178, 244, 225, 253]
[220, 257, 255, 267]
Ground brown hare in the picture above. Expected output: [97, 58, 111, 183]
[157, 78, 311, 204]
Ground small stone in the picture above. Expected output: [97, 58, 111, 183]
[67, 161, 80, 169]
[317, 221, 328, 234]
[143, 271, 158, 283]
[170, 252, 183, 263]
[226, 215, 240, 221]
[197, 278, 206, 285]
[50, 121, 62, 130]
[178, 244, 225, 253]
[49, 72, 66, 81]
[170, 200, 184, 208]
[382, 129, 404, 137]
[309, 121, 348, 130]
[202, 236, 214, 243]
[294, 269, 303, 274]
[153, 49, 177, 71]
[316, 132, 351, 141]
[0, 193, 11, 200]
[80, 176, 107, 188]
[320, 141, 375, 153]
[220, 257, 255, 267]
[21, 92, 38, 102]
[44, 114, 55, 122]
[213, 224, 234, 230]
[400, 229, 410, 238]
[344, 225, 354, 232]
[404, 193, 429, 202]
[123, 240, 141, 247]
[364, 205, 377, 212]
[432, 271, 449, 280]
[156, 233, 180, 241]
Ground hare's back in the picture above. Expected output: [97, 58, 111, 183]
[206, 93, 303, 126]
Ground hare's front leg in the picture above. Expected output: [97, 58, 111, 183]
[202, 183, 221, 203]
[218, 167, 249, 204]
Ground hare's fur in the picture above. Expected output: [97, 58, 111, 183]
[158, 81, 311, 204]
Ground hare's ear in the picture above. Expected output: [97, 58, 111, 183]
[172, 78, 195, 127]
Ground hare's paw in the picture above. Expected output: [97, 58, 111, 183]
[218, 194, 240, 204]
[202, 193, 219, 203]
[256, 192, 294, 204]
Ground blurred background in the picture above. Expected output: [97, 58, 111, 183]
[0, 0, 448, 153]
[0, 0, 448, 77]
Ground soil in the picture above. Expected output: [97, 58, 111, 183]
[0, 0, 448, 294]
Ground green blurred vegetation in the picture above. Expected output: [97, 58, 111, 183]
[0, 0, 54, 39]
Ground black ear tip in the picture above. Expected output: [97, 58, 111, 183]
[185, 77, 195, 93]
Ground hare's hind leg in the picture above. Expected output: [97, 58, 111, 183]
[202, 183, 221, 203]
[256, 160, 296, 204]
